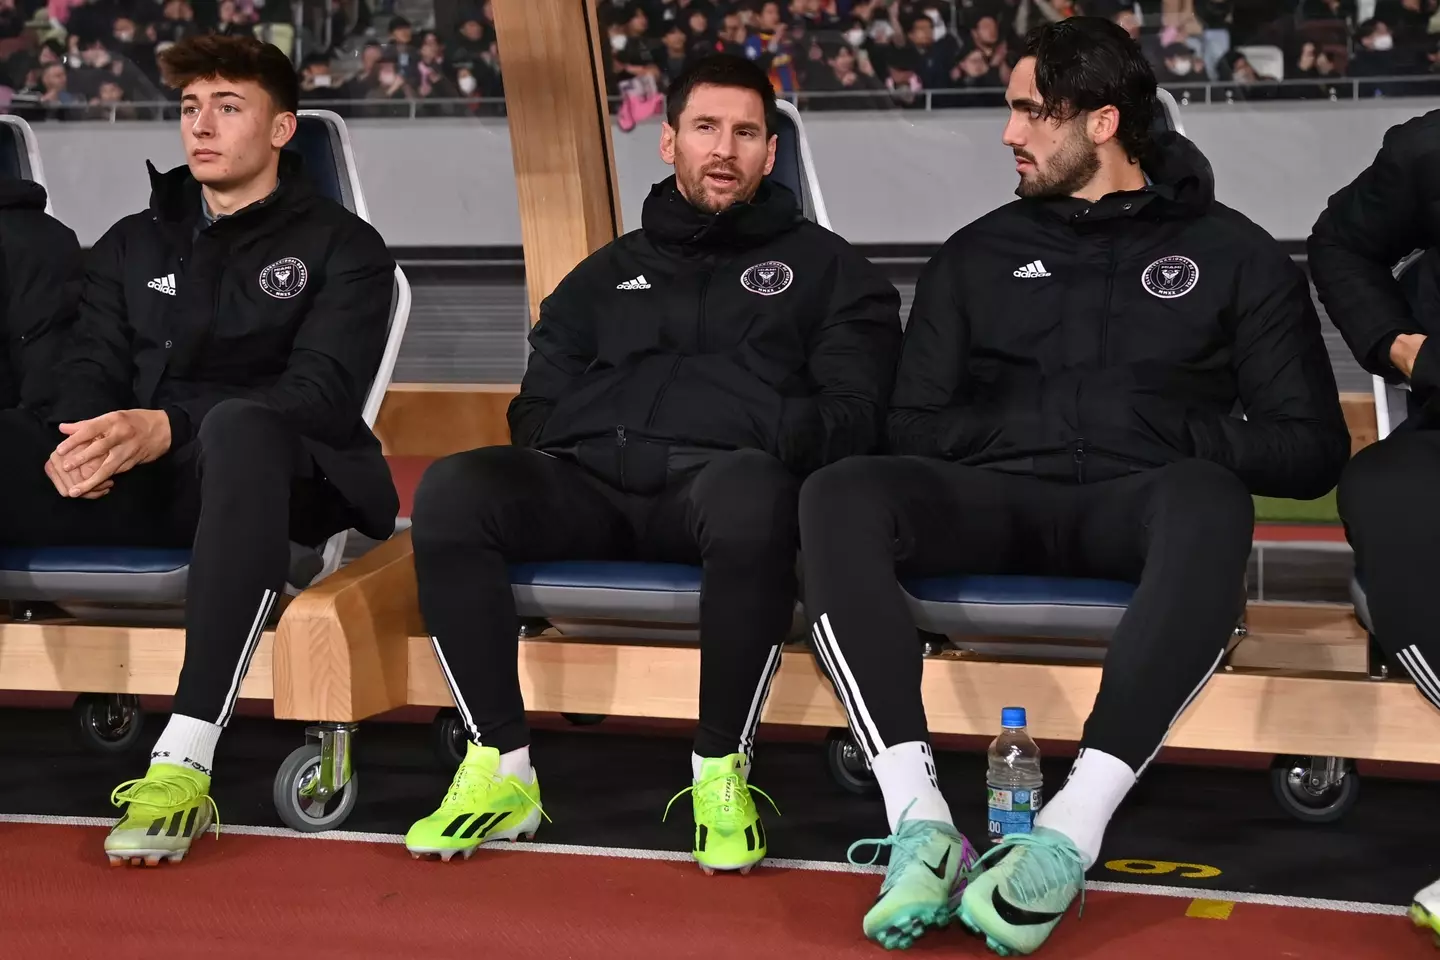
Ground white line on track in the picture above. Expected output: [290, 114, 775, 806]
[0, 812, 1409, 916]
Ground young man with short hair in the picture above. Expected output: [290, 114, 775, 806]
[406, 54, 901, 875]
[0, 34, 398, 865]
[797, 18, 1349, 955]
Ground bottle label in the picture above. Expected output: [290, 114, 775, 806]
[987, 785, 1043, 839]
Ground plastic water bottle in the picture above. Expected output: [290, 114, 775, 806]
[986, 706, 1044, 844]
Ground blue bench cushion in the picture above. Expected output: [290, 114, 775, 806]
[0, 547, 192, 574]
[510, 561, 701, 592]
[903, 575, 1135, 607]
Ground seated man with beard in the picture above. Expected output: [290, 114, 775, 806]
[796, 17, 1349, 955]
[403, 54, 901, 875]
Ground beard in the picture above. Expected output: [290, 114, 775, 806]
[1015, 124, 1101, 199]
[676, 159, 761, 214]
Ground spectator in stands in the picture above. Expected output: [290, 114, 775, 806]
[1349, 18, 1413, 94]
[448, 14, 489, 64]
[902, 11, 960, 89]
[686, 5, 714, 43]
[404, 53, 900, 874]
[745, 0, 799, 92]
[156, 0, 198, 43]
[658, 20, 692, 84]
[962, 13, 1015, 85]
[297, 52, 336, 103]
[340, 38, 383, 100]
[89, 76, 138, 119]
[884, 42, 925, 105]
[0, 0, 24, 39]
[805, 38, 890, 107]
[1376, 0, 1436, 45]
[799, 17, 1348, 955]
[72, 37, 157, 102]
[384, 15, 417, 79]
[842, 15, 890, 74]
[1309, 111, 1440, 937]
[0, 174, 81, 413]
[417, 29, 448, 73]
[33, 63, 82, 113]
[1158, 39, 1205, 82]
[711, 8, 750, 55]
[1, 34, 397, 867]
[366, 52, 416, 113]
[214, 0, 256, 36]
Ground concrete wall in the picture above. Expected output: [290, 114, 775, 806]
[34, 98, 1439, 248]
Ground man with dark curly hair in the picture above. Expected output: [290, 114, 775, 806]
[797, 17, 1349, 955]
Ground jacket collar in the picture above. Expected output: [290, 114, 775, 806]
[146, 150, 310, 232]
[1034, 131, 1216, 227]
[641, 176, 802, 251]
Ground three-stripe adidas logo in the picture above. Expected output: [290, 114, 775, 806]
[147, 273, 178, 296]
[616, 274, 651, 290]
[1012, 260, 1051, 279]
[440, 810, 509, 841]
[142, 807, 202, 839]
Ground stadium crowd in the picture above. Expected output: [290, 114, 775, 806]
[2, 0, 1440, 119]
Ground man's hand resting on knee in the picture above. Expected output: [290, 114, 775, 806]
[48, 410, 172, 498]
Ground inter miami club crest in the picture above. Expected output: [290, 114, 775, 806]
[1141, 255, 1199, 299]
[740, 260, 794, 296]
[259, 257, 309, 300]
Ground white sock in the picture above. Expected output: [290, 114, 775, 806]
[1033, 748, 1136, 868]
[149, 713, 222, 777]
[498, 745, 534, 783]
[870, 741, 953, 832]
[692, 751, 752, 782]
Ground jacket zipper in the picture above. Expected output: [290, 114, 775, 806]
[643, 356, 684, 429]
[1073, 438, 1087, 483]
[1100, 238, 1118, 363]
[696, 266, 713, 351]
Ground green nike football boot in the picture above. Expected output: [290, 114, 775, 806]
[406, 742, 546, 861]
[957, 827, 1087, 956]
[849, 815, 980, 950]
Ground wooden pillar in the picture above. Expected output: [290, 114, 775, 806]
[492, 0, 624, 326]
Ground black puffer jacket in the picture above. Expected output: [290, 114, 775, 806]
[0, 178, 81, 414]
[51, 156, 399, 539]
[890, 132, 1349, 499]
[1309, 109, 1440, 416]
[510, 177, 902, 492]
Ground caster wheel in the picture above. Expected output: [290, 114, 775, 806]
[273, 743, 359, 832]
[1270, 755, 1359, 823]
[432, 708, 467, 768]
[72, 693, 145, 755]
[825, 729, 878, 796]
[561, 713, 607, 726]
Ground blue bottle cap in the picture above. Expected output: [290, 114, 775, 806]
[1001, 707, 1026, 728]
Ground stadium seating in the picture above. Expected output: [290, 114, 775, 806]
[0, 111, 413, 607]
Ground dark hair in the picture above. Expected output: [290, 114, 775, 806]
[1021, 17, 1156, 161]
[158, 33, 299, 114]
[1355, 17, 1383, 40]
[665, 53, 778, 137]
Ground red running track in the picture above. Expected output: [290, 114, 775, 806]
[0, 823, 1429, 960]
